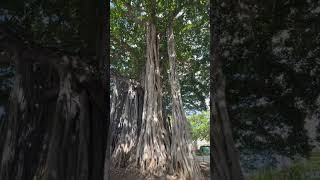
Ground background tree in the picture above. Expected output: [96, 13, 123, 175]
[188, 111, 210, 142]
[110, 0, 209, 178]
[110, 0, 171, 177]
[167, 4, 202, 178]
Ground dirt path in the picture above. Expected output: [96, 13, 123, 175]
[109, 167, 145, 180]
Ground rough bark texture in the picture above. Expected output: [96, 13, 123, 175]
[135, 21, 170, 177]
[110, 74, 144, 168]
[0, 20, 108, 180]
[0, 58, 59, 180]
[167, 24, 202, 180]
[210, 1, 244, 179]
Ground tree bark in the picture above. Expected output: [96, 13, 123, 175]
[167, 23, 202, 180]
[110, 75, 144, 168]
[0, 9, 109, 180]
[135, 21, 170, 177]
[0, 57, 59, 180]
[210, 0, 244, 179]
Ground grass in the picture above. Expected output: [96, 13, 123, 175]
[247, 151, 320, 180]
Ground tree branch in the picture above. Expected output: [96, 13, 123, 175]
[166, 1, 195, 32]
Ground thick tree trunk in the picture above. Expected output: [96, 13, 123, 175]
[110, 75, 144, 168]
[210, 1, 244, 179]
[135, 21, 170, 177]
[44, 67, 108, 180]
[0, 19, 108, 180]
[167, 24, 202, 180]
[110, 75, 129, 152]
[210, 59, 243, 180]
[0, 58, 59, 180]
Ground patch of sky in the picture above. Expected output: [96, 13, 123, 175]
[186, 110, 202, 116]
[129, 44, 137, 48]
[0, 9, 12, 23]
[110, 1, 115, 9]
[156, 13, 164, 18]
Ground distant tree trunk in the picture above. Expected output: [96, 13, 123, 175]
[110, 75, 144, 168]
[210, 1, 244, 179]
[110, 76, 128, 153]
[166, 23, 202, 180]
[135, 21, 170, 177]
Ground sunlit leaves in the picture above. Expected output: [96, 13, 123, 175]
[187, 111, 210, 141]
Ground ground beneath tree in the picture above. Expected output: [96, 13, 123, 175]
[110, 167, 144, 180]
[110, 162, 210, 180]
[199, 161, 210, 179]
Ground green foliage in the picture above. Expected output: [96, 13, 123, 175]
[110, 0, 146, 79]
[175, 1, 209, 112]
[187, 111, 209, 141]
[247, 151, 320, 180]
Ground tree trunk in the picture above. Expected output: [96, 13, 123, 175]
[166, 24, 202, 180]
[210, 1, 244, 179]
[135, 21, 170, 177]
[0, 58, 60, 180]
[110, 75, 144, 168]
[44, 67, 108, 180]
[0, 11, 108, 180]
[110, 75, 129, 152]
